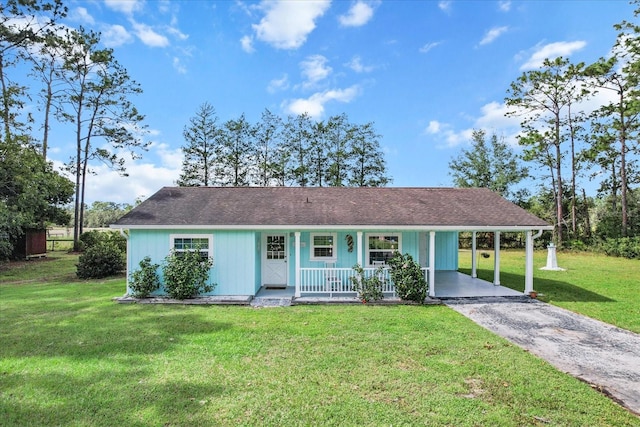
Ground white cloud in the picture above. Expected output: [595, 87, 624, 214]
[479, 26, 508, 46]
[520, 40, 587, 70]
[172, 57, 187, 74]
[251, 0, 331, 50]
[267, 74, 289, 93]
[427, 124, 474, 148]
[240, 35, 255, 53]
[419, 41, 442, 53]
[84, 162, 180, 205]
[165, 25, 188, 41]
[158, 0, 171, 14]
[131, 21, 170, 47]
[70, 7, 95, 24]
[426, 121, 442, 134]
[153, 142, 183, 169]
[284, 86, 360, 118]
[426, 102, 521, 148]
[102, 24, 133, 47]
[426, 73, 620, 152]
[475, 101, 521, 132]
[498, 1, 511, 12]
[346, 55, 374, 73]
[74, 141, 183, 205]
[438, 1, 452, 13]
[300, 55, 332, 87]
[339, 1, 376, 27]
[104, 0, 144, 15]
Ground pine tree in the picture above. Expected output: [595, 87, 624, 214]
[177, 102, 221, 186]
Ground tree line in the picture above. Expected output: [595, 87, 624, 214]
[1, 0, 148, 255]
[449, 2, 640, 247]
[178, 104, 391, 188]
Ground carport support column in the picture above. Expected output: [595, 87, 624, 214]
[524, 230, 534, 295]
[295, 232, 301, 297]
[428, 231, 436, 297]
[471, 231, 477, 278]
[357, 231, 363, 267]
[493, 231, 501, 286]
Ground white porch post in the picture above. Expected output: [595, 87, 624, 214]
[295, 231, 301, 297]
[524, 230, 534, 295]
[493, 231, 501, 286]
[357, 231, 363, 267]
[471, 231, 477, 278]
[428, 231, 436, 297]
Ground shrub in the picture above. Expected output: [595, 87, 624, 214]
[79, 230, 126, 253]
[350, 264, 384, 303]
[76, 242, 125, 279]
[387, 253, 427, 303]
[600, 237, 640, 259]
[162, 249, 215, 299]
[567, 240, 588, 252]
[128, 256, 160, 298]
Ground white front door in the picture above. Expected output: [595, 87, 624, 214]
[262, 234, 288, 286]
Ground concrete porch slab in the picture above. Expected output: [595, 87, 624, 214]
[434, 271, 524, 298]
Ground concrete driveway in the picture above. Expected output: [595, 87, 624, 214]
[445, 297, 640, 416]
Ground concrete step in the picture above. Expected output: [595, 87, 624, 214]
[250, 296, 293, 307]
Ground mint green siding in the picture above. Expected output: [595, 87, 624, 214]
[213, 231, 256, 295]
[435, 231, 459, 270]
[128, 229, 256, 296]
[126, 228, 459, 296]
[419, 231, 459, 270]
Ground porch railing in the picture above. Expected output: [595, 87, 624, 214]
[299, 267, 430, 297]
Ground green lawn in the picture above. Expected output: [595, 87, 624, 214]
[459, 249, 640, 333]
[0, 251, 638, 426]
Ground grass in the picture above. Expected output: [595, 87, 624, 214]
[1, 251, 639, 426]
[459, 249, 640, 333]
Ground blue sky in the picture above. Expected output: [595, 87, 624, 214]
[41, 0, 634, 204]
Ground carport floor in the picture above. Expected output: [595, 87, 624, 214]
[434, 271, 524, 298]
[447, 298, 640, 416]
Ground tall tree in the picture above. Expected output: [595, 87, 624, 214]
[448, 129, 529, 201]
[283, 113, 312, 186]
[177, 102, 220, 186]
[325, 113, 350, 187]
[27, 31, 66, 161]
[58, 27, 148, 250]
[347, 121, 391, 187]
[253, 108, 282, 186]
[219, 113, 254, 186]
[505, 57, 587, 246]
[0, 0, 67, 142]
[307, 119, 329, 186]
[584, 19, 640, 237]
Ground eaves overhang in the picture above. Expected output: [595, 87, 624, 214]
[110, 224, 554, 232]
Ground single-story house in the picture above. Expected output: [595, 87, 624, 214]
[111, 187, 552, 299]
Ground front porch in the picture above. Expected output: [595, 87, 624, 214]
[257, 271, 522, 302]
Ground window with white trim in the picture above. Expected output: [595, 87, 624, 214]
[310, 233, 337, 261]
[266, 235, 286, 260]
[366, 234, 401, 266]
[170, 234, 213, 261]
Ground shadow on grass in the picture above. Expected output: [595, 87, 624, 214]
[458, 268, 616, 303]
[1, 286, 233, 359]
[0, 369, 226, 426]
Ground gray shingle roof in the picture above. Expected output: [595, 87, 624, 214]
[113, 187, 551, 229]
